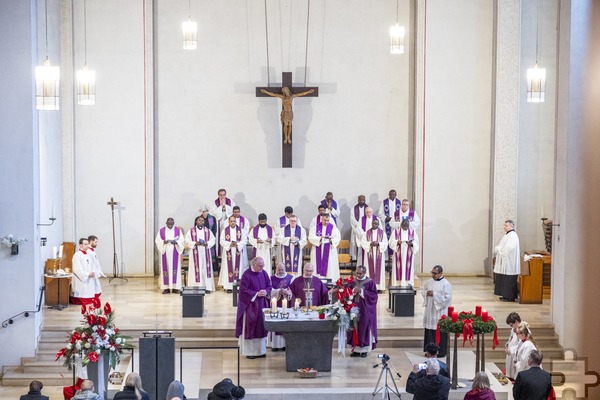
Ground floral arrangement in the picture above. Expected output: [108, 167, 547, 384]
[1, 234, 27, 247]
[438, 311, 499, 349]
[55, 299, 132, 369]
[317, 276, 360, 353]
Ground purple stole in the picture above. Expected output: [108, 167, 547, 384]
[225, 226, 242, 283]
[190, 226, 211, 283]
[320, 199, 338, 222]
[394, 228, 415, 281]
[271, 274, 293, 306]
[160, 227, 181, 285]
[252, 225, 273, 258]
[214, 197, 231, 207]
[366, 228, 383, 280]
[279, 216, 287, 227]
[394, 208, 415, 223]
[360, 215, 379, 231]
[315, 223, 334, 276]
[237, 216, 246, 229]
[283, 225, 302, 273]
[353, 203, 367, 221]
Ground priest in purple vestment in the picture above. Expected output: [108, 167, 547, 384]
[268, 263, 294, 351]
[235, 257, 272, 359]
[347, 266, 378, 357]
[288, 263, 330, 307]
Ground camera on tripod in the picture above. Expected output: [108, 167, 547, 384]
[377, 353, 390, 362]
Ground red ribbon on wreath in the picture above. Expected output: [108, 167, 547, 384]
[462, 318, 474, 347]
[490, 317, 500, 349]
[436, 315, 446, 345]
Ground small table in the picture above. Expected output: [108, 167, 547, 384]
[264, 311, 338, 372]
[44, 274, 72, 310]
[180, 287, 205, 317]
[388, 285, 416, 317]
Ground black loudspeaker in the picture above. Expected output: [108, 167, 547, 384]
[139, 336, 175, 400]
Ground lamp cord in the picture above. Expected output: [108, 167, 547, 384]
[44, 0, 48, 60]
[264, 0, 271, 87]
[304, 0, 311, 86]
[535, 0, 539, 64]
[84, 0, 88, 65]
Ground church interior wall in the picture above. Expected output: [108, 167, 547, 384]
[420, 1, 494, 274]
[516, 0, 558, 253]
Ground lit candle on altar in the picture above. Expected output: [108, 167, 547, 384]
[282, 298, 288, 314]
[294, 298, 301, 311]
[271, 297, 277, 313]
[52, 246, 58, 259]
[482, 310, 488, 322]
[447, 306, 454, 317]
[452, 311, 458, 323]
[475, 306, 482, 317]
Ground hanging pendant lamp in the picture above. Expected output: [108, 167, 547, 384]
[182, 0, 197, 50]
[36, 0, 60, 110]
[389, 0, 405, 54]
[526, 0, 545, 103]
[77, 0, 96, 105]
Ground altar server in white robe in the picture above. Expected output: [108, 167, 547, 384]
[355, 207, 378, 266]
[185, 215, 216, 292]
[248, 213, 275, 276]
[88, 235, 107, 298]
[422, 265, 452, 357]
[155, 218, 185, 293]
[360, 219, 388, 290]
[389, 198, 421, 231]
[350, 195, 368, 260]
[388, 219, 420, 287]
[219, 216, 248, 291]
[211, 188, 236, 255]
[70, 238, 96, 305]
[309, 214, 341, 282]
[277, 215, 307, 275]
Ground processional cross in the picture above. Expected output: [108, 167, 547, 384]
[256, 72, 319, 168]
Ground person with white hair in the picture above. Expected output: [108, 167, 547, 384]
[71, 379, 102, 400]
[406, 358, 451, 400]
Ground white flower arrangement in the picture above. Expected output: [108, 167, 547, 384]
[1, 234, 27, 247]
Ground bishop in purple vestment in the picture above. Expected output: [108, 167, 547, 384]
[288, 263, 330, 307]
[268, 263, 294, 350]
[235, 257, 272, 358]
[348, 266, 378, 357]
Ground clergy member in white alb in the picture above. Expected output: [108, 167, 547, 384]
[219, 215, 248, 291]
[390, 198, 421, 231]
[493, 219, 520, 302]
[309, 204, 337, 230]
[155, 218, 185, 294]
[355, 207, 378, 266]
[378, 189, 401, 256]
[70, 238, 96, 305]
[232, 206, 250, 272]
[248, 213, 275, 276]
[211, 188, 235, 256]
[275, 206, 302, 264]
[320, 191, 340, 224]
[87, 234, 107, 299]
[360, 219, 388, 290]
[185, 215, 216, 292]
[388, 219, 420, 287]
[309, 214, 341, 282]
[350, 195, 368, 261]
[277, 215, 307, 275]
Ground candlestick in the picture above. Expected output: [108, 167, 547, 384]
[52, 246, 58, 259]
[482, 310, 488, 322]
[271, 297, 277, 313]
[282, 298, 288, 314]
[452, 311, 458, 323]
[447, 306, 454, 317]
[475, 306, 482, 317]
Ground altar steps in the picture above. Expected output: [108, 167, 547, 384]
[1, 324, 562, 387]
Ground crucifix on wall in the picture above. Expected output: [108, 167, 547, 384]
[256, 72, 319, 168]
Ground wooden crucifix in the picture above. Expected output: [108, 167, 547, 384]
[256, 72, 319, 168]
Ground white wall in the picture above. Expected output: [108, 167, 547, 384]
[421, 0, 494, 274]
[153, 0, 411, 253]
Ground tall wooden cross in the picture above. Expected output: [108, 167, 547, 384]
[256, 72, 319, 168]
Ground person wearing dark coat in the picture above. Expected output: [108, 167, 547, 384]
[406, 358, 451, 400]
[513, 350, 552, 400]
[415, 343, 450, 379]
[113, 372, 150, 400]
[20, 380, 49, 400]
[463, 371, 496, 400]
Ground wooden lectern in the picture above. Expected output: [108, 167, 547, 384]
[519, 250, 552, 304]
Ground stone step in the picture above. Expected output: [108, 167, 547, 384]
[1, 366, 73, 387]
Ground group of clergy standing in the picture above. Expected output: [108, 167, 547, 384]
[70, 235, 107, 305]
[154, 188, 423, 295]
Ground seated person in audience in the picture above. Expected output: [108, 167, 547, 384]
[113, 372, 150, 400]
[20, 380, 49, 400]
[463, 371, 496, 400]
[165, 380, 185, 400]
[406, 358, 451, 400]
[71, 379, 101, 400]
